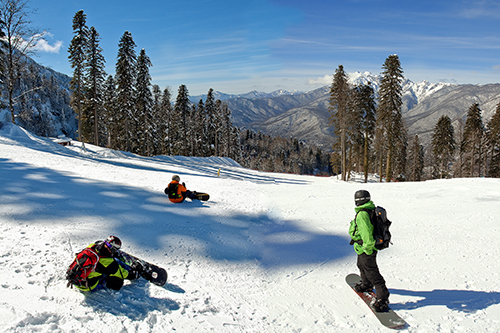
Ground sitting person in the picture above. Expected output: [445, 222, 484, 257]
[165, 175, 197, 203]
[67, 235, 139, 292]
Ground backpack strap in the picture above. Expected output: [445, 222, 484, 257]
[352, 208, 375, 245]
[167, 182, 181, 199]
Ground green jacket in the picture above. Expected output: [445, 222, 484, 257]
[76, 242, 130, 292]
[349, 201, 377, 255]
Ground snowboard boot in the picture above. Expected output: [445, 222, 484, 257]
[372, 298, 389, 312]
[354, 283, 373, 293]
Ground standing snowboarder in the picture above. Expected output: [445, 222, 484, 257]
[165, 175, 209, 202]
[349, 190, 390, 312]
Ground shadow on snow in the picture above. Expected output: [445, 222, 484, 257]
[0, 158, 350, 267]
[82, 279, 180, 321]
[390, 288, 500, 313]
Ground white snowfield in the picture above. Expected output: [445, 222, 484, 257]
[1, 123, 500, 332]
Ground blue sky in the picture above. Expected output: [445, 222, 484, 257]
[28, 0, 500, 96]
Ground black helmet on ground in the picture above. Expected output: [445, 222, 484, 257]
[354, 190, 371, 207]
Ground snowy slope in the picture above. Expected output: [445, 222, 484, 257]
[1, 123, 500, 332]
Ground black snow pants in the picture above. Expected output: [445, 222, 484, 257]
[357, 251, 390, 301]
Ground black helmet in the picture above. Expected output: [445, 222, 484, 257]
[354, 190, 371, 206]
[104, 235, 121, 254]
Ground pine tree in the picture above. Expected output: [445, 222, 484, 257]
[102, 75, 116, 148]
[160, 87, 173, 155]
[205, 88, 217, 155]
[453, 118, 466, 178]
[68, 10, 88, 140]
[151, 84, 162, 155]
[172, 84, 190, 155]
[462, 103, 484, 177]
[83, 26, 106, 146]
[486, 101, 500, 177]
[230, 126, 242, 162]
[135, 48, 153, 156]
[431, 115, 455, 179]
[352, 83, 376, 182]
[214, 99, 224, 156]
[408, 134, 424, 181]
[193, 99, 207, 156]
[328, 65, 350, 181]
[115, 31, 137, 152]
[377, 54, 406, 182]
[219, 101, 235, 157]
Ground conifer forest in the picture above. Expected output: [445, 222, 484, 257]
[1, 6, 500, 180]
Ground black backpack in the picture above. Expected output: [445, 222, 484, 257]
[165, 182, 180, 199]
[367, 206, 392, 250]
[356, 206, 392, 250]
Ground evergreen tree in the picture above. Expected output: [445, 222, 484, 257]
[205, 88, 217, 155]
[377, 54, 405, 182]
[68, 10, 88, 140]
[352, 83, 376, 182]
[220, 101, 235, 157]
[230, 126, 242, 161]
[462, 103, 484, 177]
[193, 99, 207, 156]
[102, 75, 116, 148]
[486, 101, 500, 177]
[151, 84, 162, 155]
[160, 87, 173, 155]
[431, 115, 455, 179]
[453, 118, 466, 178]
[214, 99, 226, 156]
[115, 31, 137, 152]
[172, 84, 190, 155]
[83, 26, 106, 146]
[408, 134, 424, 181]
[135, 48, 153, 156]
[328, 65, 350, 181]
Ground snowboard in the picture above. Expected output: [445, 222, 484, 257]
[193, 192, 209, 201]
[346, 273, 406, 329]
[116, 250, 168, 287]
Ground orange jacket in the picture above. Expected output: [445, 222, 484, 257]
[166, 180, 187, 203]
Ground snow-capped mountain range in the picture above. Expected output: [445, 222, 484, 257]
[217, 72, 498, 150]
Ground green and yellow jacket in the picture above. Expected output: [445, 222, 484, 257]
[76, 242, 130, 291]
[349, 201, 377, 255]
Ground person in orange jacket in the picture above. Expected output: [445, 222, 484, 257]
[165, 175, 197, 203]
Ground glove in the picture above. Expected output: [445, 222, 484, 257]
[182, 182, 186, 187]
[349, 239, 355, 246]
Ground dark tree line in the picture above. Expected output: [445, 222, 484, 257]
[430, 101, 500, 178]
[67, 10, 240, 160]
[239, 129, 331, 175]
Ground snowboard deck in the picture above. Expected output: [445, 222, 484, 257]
[194, 192, 209, 201]
[346, 273, 406, 329]
[117, 250, 168, 287]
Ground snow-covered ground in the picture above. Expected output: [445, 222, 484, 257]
[1, 123, 500, 332]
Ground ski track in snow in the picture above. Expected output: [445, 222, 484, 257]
[1, 123, 500, 332]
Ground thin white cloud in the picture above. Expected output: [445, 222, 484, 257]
[306, 74, 332, 86]
[34, 38, 63, 53]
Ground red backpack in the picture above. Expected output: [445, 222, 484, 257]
[66, 248, 99, 288]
